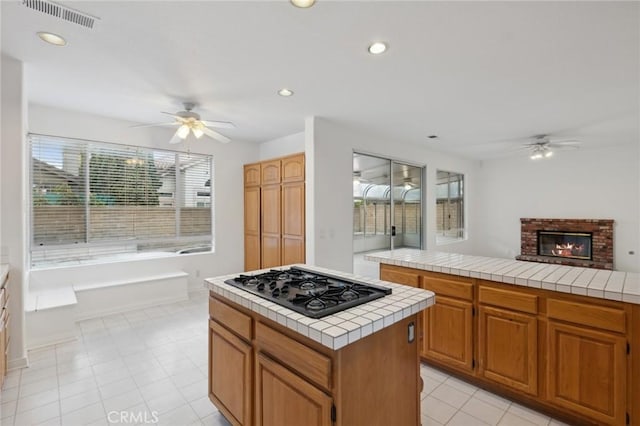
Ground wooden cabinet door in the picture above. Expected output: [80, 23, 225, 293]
[423, 296, 474, 372]
[209, 320, 252, 426]
[244, 186, 261, 271]
[478, 306, 538, 396]
[255, 353, 332, 426]
[244, 163, 261, 187]
[245, 235, 261, 272]
[547, 321, 626, 425]
[380, 265, 419, 287]
[281, 182, 305, 264]
[281, 154, 305, 183]
[261, 160, 281, 185]
[261, 184, 281, 268]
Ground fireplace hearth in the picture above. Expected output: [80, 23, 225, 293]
[517, 218, 613, 270]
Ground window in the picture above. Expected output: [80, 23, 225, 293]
[30, 135, 213, 266]
[436, 170, 464, 244]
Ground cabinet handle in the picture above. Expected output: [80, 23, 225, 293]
[408, 322, 415, 343]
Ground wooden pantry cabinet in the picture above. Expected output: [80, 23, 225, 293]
[208, 292, 422, 426]
[379, 263, 640, 426]
[243, 153, 305, 270]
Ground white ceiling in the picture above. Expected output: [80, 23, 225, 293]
[2, 1, 638, 159]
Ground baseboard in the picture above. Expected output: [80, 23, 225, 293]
[26, 336, 78, 352]
[26, 329, 78, 351]
[8, 356, 28, 371]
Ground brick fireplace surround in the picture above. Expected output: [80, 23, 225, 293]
[516, 218, 614, 270]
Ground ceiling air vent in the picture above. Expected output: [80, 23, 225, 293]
[22, 0, 98, 29]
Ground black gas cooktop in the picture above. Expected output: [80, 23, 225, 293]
[224, 266, 392, 319]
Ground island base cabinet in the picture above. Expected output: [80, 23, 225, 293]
[255, 354, 332, 426]
[209, 320, 252, 426]
[478, 306, 538, 396]
[547, 321, 626, 425]
[209, 292, 423, 426]
[423, 296, 473, 372]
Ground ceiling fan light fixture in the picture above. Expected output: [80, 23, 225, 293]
[353, 171, 362, 185]
[278, 88, 294, 97]
[192, 127, 204, 139]
[368, 42, 387, 55]
[37, 32, 66, 46]
[290, 0, 316, 8]
[177, 124, 190, 139]
[544, 150, 553, 158]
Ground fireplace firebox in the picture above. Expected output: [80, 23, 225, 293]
[517, 218, 613, 269]
[537, 231, 592, 260]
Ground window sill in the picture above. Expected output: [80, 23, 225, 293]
[30, 248, 213, 270]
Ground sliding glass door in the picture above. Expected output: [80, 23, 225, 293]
[353, 152, 423, 256]
[391, 161, 423, 250]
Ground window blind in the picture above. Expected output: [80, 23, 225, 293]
[30, 135, 213, 266]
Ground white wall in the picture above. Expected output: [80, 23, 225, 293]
[474, 144, 640, 272]
[306, 117, 480, 273]
[27, 104, 259, 289]
[259, 131, 305, 160]
[1, 55, 28, 369]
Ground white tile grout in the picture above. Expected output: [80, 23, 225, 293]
[366, 248, 639, 304]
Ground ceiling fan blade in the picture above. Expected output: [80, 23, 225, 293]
[549, 143, 580, 150]
[201, 126, 231, 143]
[549, 140, 580, 146]
[200, 120, 236, 129]
[130, 121, 180, 128]
[161, 112, 188, 122]
[169, 129, 183, 144]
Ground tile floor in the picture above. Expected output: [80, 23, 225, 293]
[419, 364, 569, 426]
[1, 289, 569, 426]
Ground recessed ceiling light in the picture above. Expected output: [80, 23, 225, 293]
[278, 88, 294, 97]
[37, 32, 67, 46]
[368, 42, 387, 55]
[290, 0, 316, 8]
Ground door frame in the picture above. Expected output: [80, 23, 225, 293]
[352, 150, 426, 252]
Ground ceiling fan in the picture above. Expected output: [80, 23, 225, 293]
[133, 102, 235, 144]
[523, 134, 580, 160]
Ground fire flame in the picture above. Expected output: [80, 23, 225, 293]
[551, 242, 584, 257]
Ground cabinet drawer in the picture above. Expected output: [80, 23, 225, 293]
[380, 266, 419, 287]
[479, 286, 538, 315]
[547, 299, 625, 334]
[210, 297, 252, 341]
[255, 321, 331, 391]
[422, 275, 473, 301]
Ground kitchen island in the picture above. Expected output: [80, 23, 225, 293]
[366, 248, 640, 426]
[205, 264, 435, 426]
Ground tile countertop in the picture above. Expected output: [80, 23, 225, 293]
[365, 248, 640, 305]
[204, 264, 435, 351]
